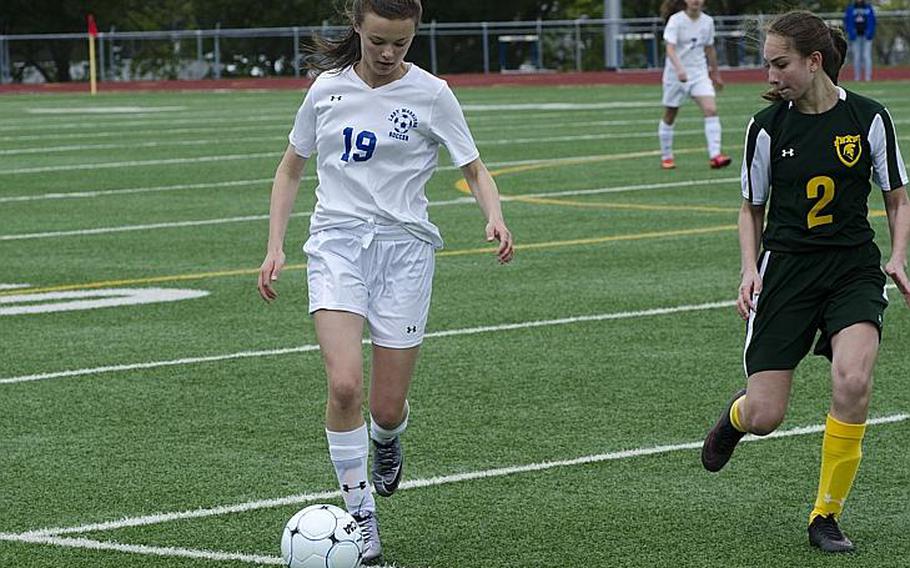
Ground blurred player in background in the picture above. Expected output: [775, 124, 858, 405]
[658, 0, 731, 170]
[701, 10, 909, 554]
[257, 0, 513, 563]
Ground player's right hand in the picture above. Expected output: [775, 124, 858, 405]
[736, 271, 763, 320]
[258, 250, 286, 302]
[677, 70, 688, 83]
[885, 257, 910, 308]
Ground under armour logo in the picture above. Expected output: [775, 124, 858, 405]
[330, 95, 342, 101]
[406, 326, 417, 334]
[341, 481, 367, 493]
[782, 148, 795, 157]
[342, 521, 358, 535]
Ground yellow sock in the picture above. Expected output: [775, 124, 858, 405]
[729, 395, 746, 433]
[809, 414, 866, 524]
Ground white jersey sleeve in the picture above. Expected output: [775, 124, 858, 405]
[288, 88, 318, 158]
[428, 84, 480, 168]
[868, 107, 909, 191]
[662, 14, 680, 45]
[741, 117, 772, 205]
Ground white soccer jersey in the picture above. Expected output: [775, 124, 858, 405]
[662, 11, 715, 82]
[289, 64, 479, 249]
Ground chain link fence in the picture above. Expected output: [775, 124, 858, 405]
[1, 12, 908, 84]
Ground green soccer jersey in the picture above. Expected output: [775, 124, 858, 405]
[741, 87, 908, 252]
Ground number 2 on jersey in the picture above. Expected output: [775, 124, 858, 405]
[341, 127, 377, 162]
[806, 175, 835, 229]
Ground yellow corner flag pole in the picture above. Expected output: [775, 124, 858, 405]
[87, 14, 98, 95]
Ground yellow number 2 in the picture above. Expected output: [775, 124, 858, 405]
[806, 175, 835, 229]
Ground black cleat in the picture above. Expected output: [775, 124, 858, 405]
[371, 436, 403, 497]
[809, 514, 855, 553]
[701, 388, 747, 472]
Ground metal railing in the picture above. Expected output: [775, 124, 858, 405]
[1, 12, 908, 84]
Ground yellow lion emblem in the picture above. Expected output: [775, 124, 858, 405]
[834, 134, 862, 167]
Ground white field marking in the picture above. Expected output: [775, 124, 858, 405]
[0, 300, 734, 385]
[0, 152, 276, 176]
[1, 127, 711, 156]
[0, 534, 406, 568]
[0, 178, 278, 203]
[0, 283, 30, 290]
[0, 212, 308, 242]
[0, 534, 284, 565]
[0, 112, 293, 133]
[463, 101, 660, 111]
[0, 264, 898, 384]
[0, 150, 688, 203]
[2, 98, 906, 132]
[0, 288, 209, 316]
[0, 135, 278, 156]
[12, 413, 908, 541]
[25, 106, 187, 114]
[2, 123, 286, 143]
[481, 129, 704, 146]
[0, 174, 737, 240]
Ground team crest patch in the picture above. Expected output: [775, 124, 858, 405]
[388, 108, 418, 141]
[834, 134, 862, 167]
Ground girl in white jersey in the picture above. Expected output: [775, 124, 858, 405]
[658, 0, 731, 170]
[257, 0, 513, 563]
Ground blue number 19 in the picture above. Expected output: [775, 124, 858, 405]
[341, 128, 377, 163]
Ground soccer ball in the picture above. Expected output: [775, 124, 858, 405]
[281, 504, 364, 568]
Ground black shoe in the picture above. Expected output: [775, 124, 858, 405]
[809, 514, 855, 553]
[371, 436, 403, 497]
[701, 388, 747, 472]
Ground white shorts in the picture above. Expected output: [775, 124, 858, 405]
[662, 75, 715, 108]
[303, 226, 435, 349]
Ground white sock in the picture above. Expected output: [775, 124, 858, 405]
[704, 116, 722, 159]
[370, 400, 409, 443]
[658, 120, 674, 160]
[326, 425, 375, 515]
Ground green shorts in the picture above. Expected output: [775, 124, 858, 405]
[743, 241, 888, 376]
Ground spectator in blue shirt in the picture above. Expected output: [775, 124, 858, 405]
[844, 0, 876, 81]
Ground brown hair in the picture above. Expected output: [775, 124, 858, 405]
[304, 0, 422, 73]
[660, 0, 687, 23]
[762, 10, 847, 101]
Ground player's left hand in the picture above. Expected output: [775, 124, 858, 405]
[486, 219, 514, 264]
[885, 258, 910, 307]
[711, 75, 724, 92]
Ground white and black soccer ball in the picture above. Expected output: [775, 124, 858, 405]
[281, 504, 364, 568]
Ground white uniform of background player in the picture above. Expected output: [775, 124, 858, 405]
[658, 0, 730, 169]
[257, 3, 513, 562]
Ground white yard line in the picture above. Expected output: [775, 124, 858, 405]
[0, 212, 310, 242]
[0, 175, 738, 239]
[2, 151, 706, 203]
[0, 178, 277, 203]
[6, 413, 906, 543]
[0, 534, 284, 565]
[26, 106, 188, 114]
[0, 301, 733, 385]
[2, 128, 712, 156]
[0, 152, 277, 175]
